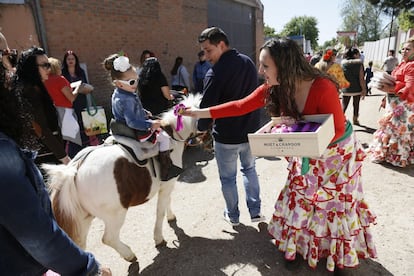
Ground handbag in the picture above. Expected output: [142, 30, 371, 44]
[56, 106, 82, 145]
[81, 94, 108, 136]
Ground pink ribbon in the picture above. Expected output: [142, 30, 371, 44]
[173, 103, 186, 131]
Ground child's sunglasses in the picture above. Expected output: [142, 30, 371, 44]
[117, 78, 138, 86]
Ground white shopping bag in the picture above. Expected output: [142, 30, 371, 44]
[61, 108, 80, 139]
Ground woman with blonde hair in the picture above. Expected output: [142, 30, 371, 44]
[369, 36, 414, 167]
[44, 57, 86, 148]
[315, 48, 350, 90]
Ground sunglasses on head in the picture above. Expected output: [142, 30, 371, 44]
[117, 78, 138, 86]
[0, 49, 18, 56]
[38, 62, 51, 69]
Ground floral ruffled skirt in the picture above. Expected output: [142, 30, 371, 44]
[268, 133, 377, 271]
[369, 96, 414, 167]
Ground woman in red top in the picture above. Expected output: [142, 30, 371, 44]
[184, 38, 377, 272]
[44, 57, 84, 149]
[369, 37, 414, 167]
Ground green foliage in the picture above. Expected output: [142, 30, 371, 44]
[279, 16, 319, 49]
[365, 0, 414, 17]
[321, 38, 339, 49]
[262, 0, 413, 49]
[340, 0, 383, 45]
[398, 10, 414, 31]
[264, 24, 277, 38]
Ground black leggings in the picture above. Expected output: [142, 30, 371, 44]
[342, 95, 361, 117]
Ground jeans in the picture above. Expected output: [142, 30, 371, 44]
[214, 141, 261, 223]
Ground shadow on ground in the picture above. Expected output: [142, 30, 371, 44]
[177, 144, 215, 183]
[126, 220, 392, 276]
[354, 124, 377, 134]
[377, 161, 414, 177]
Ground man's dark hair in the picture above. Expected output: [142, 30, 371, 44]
[198, 27, 229, 46]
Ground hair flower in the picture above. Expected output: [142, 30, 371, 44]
[323, 49, 334, 62]
[113, 56, 131, 72]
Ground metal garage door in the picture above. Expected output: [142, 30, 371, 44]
[208, 0, 256, 61]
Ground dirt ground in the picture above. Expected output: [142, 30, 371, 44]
[86, 92, 413, 276]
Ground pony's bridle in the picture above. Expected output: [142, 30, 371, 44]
[162, 124, 196, 142]
[162, 125, 187, 142]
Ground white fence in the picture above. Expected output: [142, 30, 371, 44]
[363, 28, 414, 68]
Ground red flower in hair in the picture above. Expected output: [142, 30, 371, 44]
[323, 49, 334, 61]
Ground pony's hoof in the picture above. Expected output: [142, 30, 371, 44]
[167, 216, 176, 222]
[155, 239, 167, 247]
[125, 255, 137, 263]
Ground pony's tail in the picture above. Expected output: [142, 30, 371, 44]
[42, 163, 82, 245]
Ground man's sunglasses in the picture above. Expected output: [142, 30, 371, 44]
[38, 62, 51, 69]
[117, 78, 138, 86]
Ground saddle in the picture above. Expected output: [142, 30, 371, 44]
[107, 119, 161, 163]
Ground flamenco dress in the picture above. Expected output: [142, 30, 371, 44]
[268, 122, 377, 271]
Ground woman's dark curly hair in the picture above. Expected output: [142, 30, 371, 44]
[7, 47, 50, 150]
[139, 57, 162, 85]
[15, 47, 45, 86]
[1, 47, 47, 143]
[262, 38, 338, 120]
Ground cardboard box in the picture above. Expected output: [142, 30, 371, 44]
[248, 114, 335, 158]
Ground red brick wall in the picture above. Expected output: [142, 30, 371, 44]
[3, 1, 263, 111]
[0, 4, 40, 51]
[40, 0, 209, 108]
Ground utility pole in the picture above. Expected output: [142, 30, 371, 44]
[387, 7, 395, 52]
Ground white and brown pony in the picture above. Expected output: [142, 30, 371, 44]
[42, 94, 201, 262]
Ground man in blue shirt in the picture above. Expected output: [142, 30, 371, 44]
[192, 50, 211, 93]
[197, 27, 264, 226]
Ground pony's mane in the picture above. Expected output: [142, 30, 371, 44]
[161, 93, 202, 125]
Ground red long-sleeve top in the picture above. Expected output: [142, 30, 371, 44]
[210, 77, 346, 142]
[392, 59, 414, 103]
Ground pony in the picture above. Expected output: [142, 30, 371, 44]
[42, 94, 201, 262]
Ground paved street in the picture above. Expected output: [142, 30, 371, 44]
[86, 89, 413, 275]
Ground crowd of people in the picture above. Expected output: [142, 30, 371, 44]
[307, 40, 414, 169]
[184, 32, 377, 272]
[1, 24, 413, 275]
[0, 31, 111, 276]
